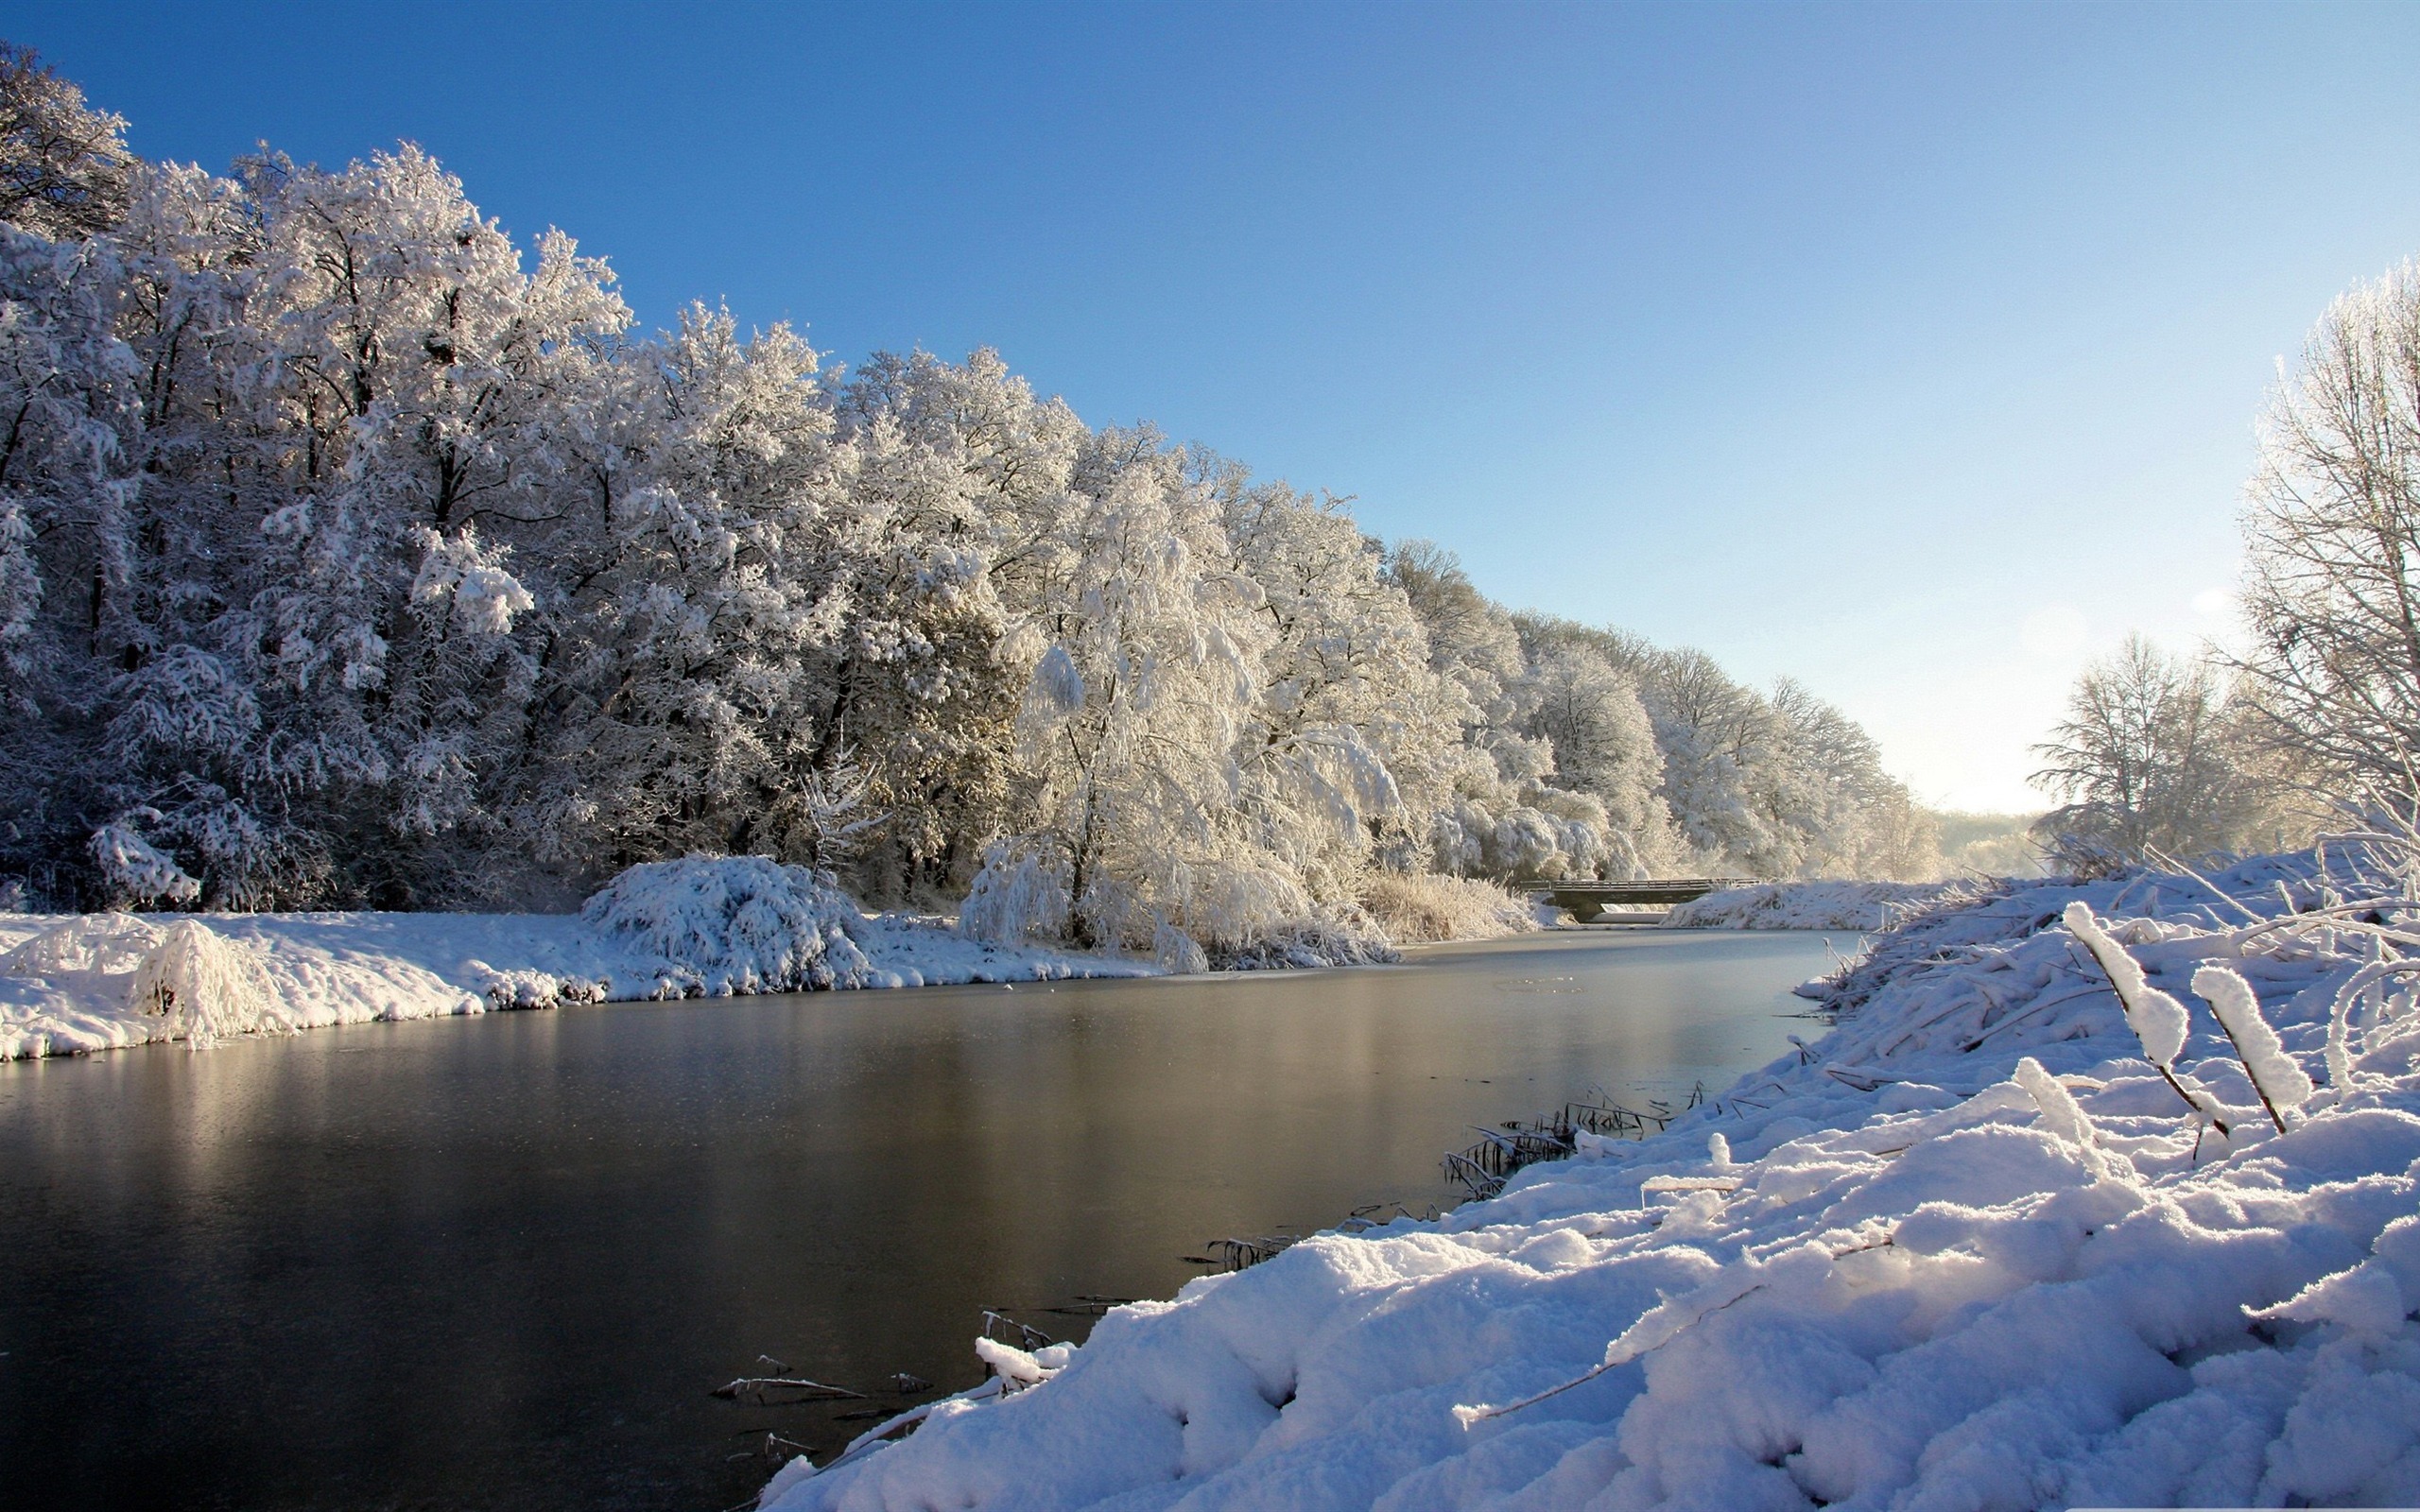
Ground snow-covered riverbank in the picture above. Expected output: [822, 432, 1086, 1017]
[1665, 878, 1980, 932]
[761, 848, 2420, 1510]
[0, 858, 1150, 1060]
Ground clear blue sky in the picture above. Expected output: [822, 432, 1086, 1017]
[24, 1, 2420, 810]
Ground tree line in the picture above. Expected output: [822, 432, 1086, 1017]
[0, 43, 1936, 954]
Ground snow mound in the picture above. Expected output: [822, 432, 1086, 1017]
[763, 843, 2420, 1511]
[1668, 878, 1983, 931]
[0, 912, 165, 976]
[579, 856, 876, 995]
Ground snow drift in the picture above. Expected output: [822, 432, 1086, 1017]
[0, 857, 1152, 1060]
[760, 847, 2420, 1510]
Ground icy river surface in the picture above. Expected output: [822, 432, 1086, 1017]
[0, 928, 1833, 1512]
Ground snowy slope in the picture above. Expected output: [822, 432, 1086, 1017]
[760, 850, 2420, 1511]
[0, 858, 1152, 1060]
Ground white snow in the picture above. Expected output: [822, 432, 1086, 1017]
[2196, 961, 2318, 1130]
[1666, 879, 1979, 932]
[0, 858, 1153, 1060]
[2066, 899, 2191, 1069]
[580, 855, 879, 995]
[761, 848, 2420, 1511]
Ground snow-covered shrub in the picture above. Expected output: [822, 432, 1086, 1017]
[126, 919, 281, 1047]
[460, 961, 584, 1010]
[579, 856, 874, 995]
[1207, 905, 1398, 971]
[1359, 870, 1538, 943]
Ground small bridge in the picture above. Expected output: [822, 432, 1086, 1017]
[1513, 877, 1750, 923]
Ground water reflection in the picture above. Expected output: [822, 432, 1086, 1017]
[0, 929, 1833, 1512]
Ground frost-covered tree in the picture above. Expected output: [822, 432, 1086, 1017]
[0, 43, 130, 240]
[1770, 678, 1939, 880]
[973, 436, 1322, 959]
[1631, 644, 1799, 874]
[2238, 258, 2420, 800]
[2031, 636, 2266, 872]
[1387, 548, 1615, 879]
[540, 305, 843, 876]
[0, 217, 138, 900]
[1211, 469, 1440, 883]
[820, 348, 1077, 898]
[0, 48, 1937, 933]
[1507, 617, 1672, 873]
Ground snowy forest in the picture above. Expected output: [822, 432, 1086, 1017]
[1, 46, 1937, 955]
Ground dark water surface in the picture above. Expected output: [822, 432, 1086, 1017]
[0, 929, 1834, 1511]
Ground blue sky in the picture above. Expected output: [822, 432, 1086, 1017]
[25, 1, 2420, 810]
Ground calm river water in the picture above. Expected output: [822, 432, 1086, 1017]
[0, 928, 1834, 1512]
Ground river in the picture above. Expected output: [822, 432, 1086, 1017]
[0, 928, 1835, 1511]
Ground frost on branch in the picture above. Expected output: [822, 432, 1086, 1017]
[88, 817, 199, 906]
[409, 526, 534, 636]
[579, 856, 873, 995]
[2063, 900, 2232, 1133]
[1027, 644, 1085, 714]
[2192, 962, 2314, 1131]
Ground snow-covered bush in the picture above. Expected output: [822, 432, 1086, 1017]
[1206, 905, 1399, 971]
[579, 856, 874, 995]
[1360, 869, 1539, 943]
[126, 919, 281, 1047]
[0, 910, 163, 976]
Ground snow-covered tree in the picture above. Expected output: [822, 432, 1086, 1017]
[974, 438, 1302, 957]
[2238, 258, 2420, 801]
[1770, 678, 1939, 880]
[541, 305, 842, 876]
[0, 49, 1940, 933]
[1211, 469, 1441, 884]
[0, 214, 138, 901]
[817, 348, 1075, 898]
[2031, 635, 2269, 873]
[0, 42, 130, 240]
